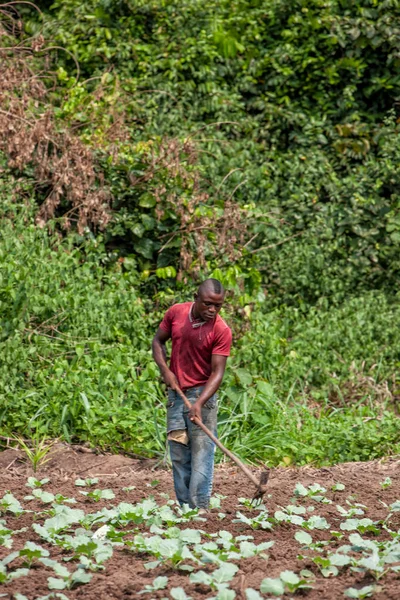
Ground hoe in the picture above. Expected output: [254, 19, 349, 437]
[177, 388, 269, 504]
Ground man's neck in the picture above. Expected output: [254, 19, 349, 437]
[191, 303, 201, 320]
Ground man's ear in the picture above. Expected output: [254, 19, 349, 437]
[193, 293, 198, 301]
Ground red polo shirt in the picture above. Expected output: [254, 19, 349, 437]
[159, 302, 232, 390]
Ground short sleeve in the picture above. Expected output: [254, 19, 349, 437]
[212, 323, 232, 356]
[159, 306, 175, 335]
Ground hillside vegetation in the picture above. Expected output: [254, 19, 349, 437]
[1, 0, 400, 465]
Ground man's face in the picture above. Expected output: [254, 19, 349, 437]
[193, 288, 225, 322]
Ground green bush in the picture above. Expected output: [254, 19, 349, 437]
[1, 186, 398, 464]
[1, 1, 400, 465]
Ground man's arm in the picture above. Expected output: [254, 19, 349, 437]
[152, 327, 180, 391]
[188, 354, 228, 422]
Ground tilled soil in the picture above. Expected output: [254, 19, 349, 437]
[0, 444, 399, 600]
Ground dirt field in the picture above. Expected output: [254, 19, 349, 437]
[0, 444, 399, 600]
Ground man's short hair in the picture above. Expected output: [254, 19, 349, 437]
[198, 278, 224, 295]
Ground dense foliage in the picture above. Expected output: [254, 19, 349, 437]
[1, 0, 400, 464]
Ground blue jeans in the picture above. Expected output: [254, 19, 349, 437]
[167, 386, 217, 509]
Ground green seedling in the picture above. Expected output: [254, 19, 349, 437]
[348, 533, 400, 580]
[281, 569, 314, 593]
[332, 483, 345, 492]
[25, 489, 75, 506]
[0, 492, 23, 516]
[389, 501, 400, 512]
[0, 552, 29, 583]
[162, 526, 203, 544]
[138, 575, 168, 594]
[245, 589, 263, 600]
[79, 489, 115, 502]
[295, 529, 313, 546]
[386, 500, 400, 525]
[210, 590, 236, 600]
[130, 533, 197, 569]
[303, 515, 330, 530]
[48, 567, 92, 590]
[190, 562, 238, 592]
[0, 521, 14, 549]
[238, 497, 266, 510]
[337, 504, 365, 518]
[294, 482, 331, 503]
[233, 540, 273, 559]
[344, 585, 377, 598]
[234, 510, 272, 530]
[54, 494, 77, 504]
[294, 530, 328, 552]
[209, 494, 227, 510]
[176, 503, 206, 522]
[75, 478, 99, 487]
[25, 489, 55, 504]
[380, 477, 392, 490]
[312, 552, 352, 577]
[147, 479, 160, 487]
[340, 518, 380, 535]
[33, 506, 85, 540]
[59, 533, 114, 564]
[330, 531, 344, 540]
[345, 499, 367, 512]
[170, 587, 192, 600]
[260, 569, 313, 595]
[122, 486, 136, 492]
[19, 541, 50, 567]
[26, 477, 50, 489]
[274, 505, 306, 526]
[196, 530, 273, 563]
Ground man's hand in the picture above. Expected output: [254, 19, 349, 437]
[162, 368, 180, 391]
[189, 401, 202, 423]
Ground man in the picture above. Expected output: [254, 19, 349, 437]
[152, 278, 232, 509]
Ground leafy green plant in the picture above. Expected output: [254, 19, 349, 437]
[25, 489, 56, 504]
[138, 576, 168, 594]
[170, 587, 192, 600]
[233, 511, 272, 530]
[26, 477, 51, 489]
[129, 533, 198, 569]
[332, 483, 346, 492]
[380, 477, 392, 490]
[48, 567, 92, 590]
[19, 542, 50, 567]
[75, 478, 99, 487]
[337, 503, 365, 518]
[340, 518, 380, 535]
[14, 436, 57, 473]
[344, 585, 376, 599]
[0, 553, 29, 583]
[260, 569, 313, 596]
[32, 506, 85, 540]
[0, 521, 14, 549]
[0, 493, 23, 516]
[190, 562, 239, 594]
[79, 489, 115, 502]
[294, 483, 332, 504]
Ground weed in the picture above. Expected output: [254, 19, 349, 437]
[13, 436, 57, 473]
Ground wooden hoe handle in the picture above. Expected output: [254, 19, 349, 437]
[176, 387, 260, 489]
